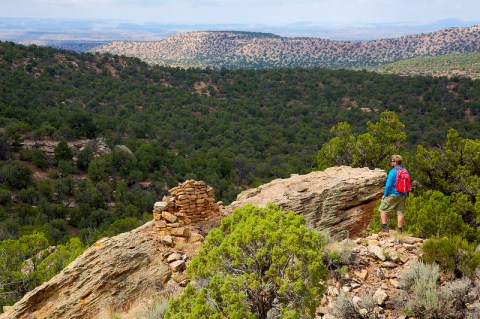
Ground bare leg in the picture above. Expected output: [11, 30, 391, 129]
[381, 212, 388, 224]
[397, 215, 404, 229]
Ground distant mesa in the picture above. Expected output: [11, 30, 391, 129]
[91, 25, 480, 70]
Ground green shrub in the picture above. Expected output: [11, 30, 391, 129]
[422, 236, 480, 280]
[144, 297, 169, 319]
[19, 149, 33, 161]
[399, 261, 453, 319]
[404, 191, 476, 241]
[32, 237, 86, 283]
[17, 187, 40, 205]
[399, 260, 479, 319]
[0, 161, 33, 190]
[323, 239, 355, 280]
[36, 179, 53, 200]
[76, 145, 94, 171]
[31, 150, 49, 169]
[165, 203, 328, 319]
[57, 159, 77, 175]
[54, 141, 73, 162]
[333, 291, 377, 319]
[101, 217, 140, 237]
[317, 111, 406, 170]
[0, 188, 12, 206]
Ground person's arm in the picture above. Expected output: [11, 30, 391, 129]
[383, 169, 395, 198]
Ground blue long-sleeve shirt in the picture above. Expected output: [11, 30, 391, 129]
[384, 165, 408, 197]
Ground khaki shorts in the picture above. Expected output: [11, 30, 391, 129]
[379, 195, 407, 216]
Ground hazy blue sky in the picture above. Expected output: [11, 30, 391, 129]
[1, 0, 480, 26]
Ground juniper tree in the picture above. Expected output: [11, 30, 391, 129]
[165, 203, 328, 319]
[317, 111, 406, 170]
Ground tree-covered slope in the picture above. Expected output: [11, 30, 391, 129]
[376, 51, 480, 79]
[1, 41, 480, 310]
[92, 25, 480, 69]
[2, 41, 480, 187]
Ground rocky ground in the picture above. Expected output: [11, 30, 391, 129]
[2, 172, 479, 319]
[317, 231, 480, 319]
[318, 231, 423, 319]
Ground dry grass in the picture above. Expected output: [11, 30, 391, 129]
[94, 283, 180, 319]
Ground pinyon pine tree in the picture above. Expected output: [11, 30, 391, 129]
[165, 203, 328, 319]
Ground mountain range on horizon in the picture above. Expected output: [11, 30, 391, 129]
[1, 17, 480, 44]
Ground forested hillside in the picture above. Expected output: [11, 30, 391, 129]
[1, 40, 480, 310]
[376, 51, 480, 79]
[92, 25, 480, 69]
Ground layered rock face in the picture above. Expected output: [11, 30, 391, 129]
[0, 181, 223, 319]
[226, 166, 386, 239]
[22, 138, 111, 158]
[0, 224, 169, 319]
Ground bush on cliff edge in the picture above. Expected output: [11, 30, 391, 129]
[164, 203, 328, 319]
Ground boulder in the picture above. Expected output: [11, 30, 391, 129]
[373, 288, 389, 306]
[226, 166, 385, 239]
[0, 222, 170, 319]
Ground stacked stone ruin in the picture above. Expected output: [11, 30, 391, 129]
[152, 179, 222, 248]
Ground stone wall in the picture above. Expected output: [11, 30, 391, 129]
[152, 180, 222, 248]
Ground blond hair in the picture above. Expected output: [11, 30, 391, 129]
[391, 154, 403, 165]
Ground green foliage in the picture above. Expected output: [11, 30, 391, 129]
[166, 204, 328, 319]
[0, 233, 49, 307]
[87, 154, 113, 183]
[0, 188, 12, 206]
[57, 159, 77, 175]
[144, 296, 170, 319]
[399, 261, 452, 319]
[0, 233, 85, 308]
[422, 236, 480, 280]
[403, 191, 476, 241]
[333, 291, 377, 319]
[398, 260, 479, 319]
[0, 134, 10, 161]
[0, 161, 32, 190]
[53, 176, 74, 200]
[76, 145, 94, 171]
[101, 217, 140, 237]
[32, 237, 86, 283]
[414, 129, 480, 198]
[36, 179, 53, 200]
[17, 187, 40, 205]
[323, 239, 355, 280]
[31, 150, 49, 169]
[54, 141, 74, 162]
[317, 111, 406, 169]
[377, 51, 480, 79]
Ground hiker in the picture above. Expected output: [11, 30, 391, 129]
[379, 154, 411, 234]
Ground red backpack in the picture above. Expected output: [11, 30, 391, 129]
[395, 167, 411, 193]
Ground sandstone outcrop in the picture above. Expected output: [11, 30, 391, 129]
[22, 137, 111, 158]
[0, 223, 169, 319]
[226, 166, 386, 239]
[0, 180, 223, 319]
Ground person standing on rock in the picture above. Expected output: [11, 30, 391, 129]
[379, 155, 410, 235]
